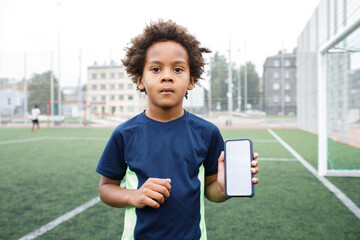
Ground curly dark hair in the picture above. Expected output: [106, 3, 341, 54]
[122, 19, 211, 93]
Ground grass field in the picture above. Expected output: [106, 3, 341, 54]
[0, 128, 359, 240]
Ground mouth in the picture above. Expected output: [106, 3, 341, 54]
[160, 88, 174, 94]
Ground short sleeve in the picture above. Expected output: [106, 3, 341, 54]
[96, 130, 127, 180]
[204, 127, 224, 176]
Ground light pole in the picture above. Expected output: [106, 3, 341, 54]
[57, 1, 62, 118]
[50, 51, 54, 125]
[227, 41, 232, 125]
[24, 52, 28, 125]
[237, 49, 242, 112]
[78, 49, 82, 125]
[244, 41, 248, 111]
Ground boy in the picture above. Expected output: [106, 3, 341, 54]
[30, 104, 41, 132]
[96, 20, 259, 240]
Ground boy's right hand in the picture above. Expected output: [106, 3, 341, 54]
[131, 178, 171, 209]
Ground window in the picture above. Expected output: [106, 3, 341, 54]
[119, 84, 124, 89]
[285, 83, 291, 90]
[111, 106, 116, 114]
[8, 98, 11, 105]
[128, 83, 133, 89]
[92, 106, 97, 112]
[285, 95, 291, 102]
[110, 84, 115, 90]
[119, 95, 124, 100]
[110, 73, 115, 79]
[91, 96, 97, 101]
[273, 71, 279, 79]
[273, 95, 279, 103]
[101, 73, 106, 79]
[118, 72, 124, 79]
[92, 85, 97, 90]
[120, 106, 124, 112]
[128, 95, 133, 100]
[273, 83, 280, 90]
[110, 95, 115, 101]
[273, 60, 280, 67]
[101, 95, 106, 101]
[285, 71, 290, 79]
[101, 84, 106, 90]
[285, 60, 291, 67]
[91, 73, 97, 79]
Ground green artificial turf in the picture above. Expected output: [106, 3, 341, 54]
[0, 128, 359, 240]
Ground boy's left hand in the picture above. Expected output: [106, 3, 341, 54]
[217, 151, 259, 194]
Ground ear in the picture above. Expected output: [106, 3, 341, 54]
[187, 77, 194, 90]
[137, 77, 145, 91]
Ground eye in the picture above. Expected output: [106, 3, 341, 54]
[151, 67, 161, 73]
[173, 67, 184, 73]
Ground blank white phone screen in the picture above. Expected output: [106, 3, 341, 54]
[225, 140, 252, 196]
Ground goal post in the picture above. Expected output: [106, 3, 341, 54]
[46, 99, 87, 127]
[317, 22, 360, 177]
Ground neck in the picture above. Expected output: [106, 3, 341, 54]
[145, 106, 185, 122]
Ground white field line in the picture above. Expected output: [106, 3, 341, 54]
[18, 182, 126, 240]
[0, 137, 108, 145]
[18, 197, 101, 240]
[268, 129, 360, 219]
[0, 137, 273, 145]
[260, 157, 297, 161]
[252, 139, 278, 143]
[41, 137, 109, 141]
[0, 137, 46, 145]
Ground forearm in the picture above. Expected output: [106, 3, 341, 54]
[99, 183, 136, 208]
[205, 181, 228, 203]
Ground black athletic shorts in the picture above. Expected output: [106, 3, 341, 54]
[32, 119, 39, 124]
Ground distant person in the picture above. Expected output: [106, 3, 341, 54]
[96, 20, 259, 240]
[30, 105, 41, 132]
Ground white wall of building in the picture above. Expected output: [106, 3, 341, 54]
[0, 89, 24, 115]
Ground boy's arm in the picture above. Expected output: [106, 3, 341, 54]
[99, 176, 171, 209]
[204, 173, 228, 202]
[204, 152, 259, 203]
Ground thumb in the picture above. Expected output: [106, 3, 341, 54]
[218, 151, 224, 163]
[218, 151, 225, 172]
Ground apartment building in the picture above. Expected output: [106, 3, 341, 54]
[86, 63, 147, 117]
[262, 51, 297, 116]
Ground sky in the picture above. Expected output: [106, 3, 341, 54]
[0, 0, 321, 87]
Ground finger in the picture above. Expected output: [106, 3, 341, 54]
[141, 195, 161, 208]
[251, 167, 259, 174]
[146, 178, 172, 192]
[253, 152, 259, 160]
[218, 151, 224, 163]
[144, 188, 166, 205]
[251, 160, 259, 167]
[218, 151, 225, 171]
[148, 178, 172, 187]
[163, 180, 172, 192]
[251, 178, 259, 184]
[150, 183, 171, 199]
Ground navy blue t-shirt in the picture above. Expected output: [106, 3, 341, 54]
[96, 111, 224, 240]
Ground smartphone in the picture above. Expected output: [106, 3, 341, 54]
[224, 138, 254, 198]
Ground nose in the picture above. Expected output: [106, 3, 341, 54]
[161, 69, 173, 83]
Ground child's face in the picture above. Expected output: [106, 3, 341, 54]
[138, 40, 194, 111]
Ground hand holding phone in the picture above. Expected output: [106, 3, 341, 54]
[225, 139, 254, 198]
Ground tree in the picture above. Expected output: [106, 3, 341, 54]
[236, 62, 260, 110]
[27, 71, 61, 114]
[209, 52, 260, 111]
[210, 52, 228, 111]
